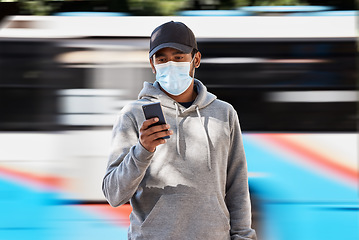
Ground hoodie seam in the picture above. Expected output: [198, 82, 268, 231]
[122, 112, 140, 135]
[121, 110, 155, 164]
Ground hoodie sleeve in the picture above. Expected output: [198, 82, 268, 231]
[102, 111, 154, 207]
[226, 108, 257, 240]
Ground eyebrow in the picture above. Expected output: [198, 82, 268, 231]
[155, 50, 185, 58]
[172, 50, 185, 55]
[155, 52, 166, 58]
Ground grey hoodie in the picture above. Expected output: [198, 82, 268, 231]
[102, 79, 257, 240]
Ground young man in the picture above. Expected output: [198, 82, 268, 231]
[102, 21, 257, 240]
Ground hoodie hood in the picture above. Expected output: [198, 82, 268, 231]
[138, 79, 216, 170]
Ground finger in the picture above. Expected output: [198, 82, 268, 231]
[147, 124, 171, 135]
[140, 133, 168, 152]
[154, 137, 167, 145]
[149, 129, 173, 140]
[141, 118, 159, 130]
[149, 138, 167, 152]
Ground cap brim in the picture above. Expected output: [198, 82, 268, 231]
[149, 42, 193, 58]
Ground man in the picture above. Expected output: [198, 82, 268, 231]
[102, 21, 257, 240]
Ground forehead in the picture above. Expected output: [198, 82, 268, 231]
[154, 47, 188, 57]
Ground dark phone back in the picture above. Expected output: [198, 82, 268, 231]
[142, 102, 169, 139]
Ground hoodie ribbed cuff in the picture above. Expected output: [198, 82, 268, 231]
[132, 141, 154, 166]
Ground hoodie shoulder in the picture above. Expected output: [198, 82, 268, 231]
[213, 98, 236, 112]
[206, 98, 240, 128]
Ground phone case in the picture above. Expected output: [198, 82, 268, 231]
[142, 102, 170, 139]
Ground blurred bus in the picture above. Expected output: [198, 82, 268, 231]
[0, 14, 357, 240]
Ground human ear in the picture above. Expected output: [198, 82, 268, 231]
[194, 51, 201, 68]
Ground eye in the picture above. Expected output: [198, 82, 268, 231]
[156, 57, 166, 63]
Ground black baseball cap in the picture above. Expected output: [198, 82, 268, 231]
[149, 21, 198, 58]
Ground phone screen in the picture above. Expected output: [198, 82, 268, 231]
[142, 102, 170, 139]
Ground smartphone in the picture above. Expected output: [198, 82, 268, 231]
[142, 102, 170, 139]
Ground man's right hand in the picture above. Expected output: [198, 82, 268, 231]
[139, 118, 173, 153]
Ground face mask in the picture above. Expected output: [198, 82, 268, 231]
[154, 58, 194, 96]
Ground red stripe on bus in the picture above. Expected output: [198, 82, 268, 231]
[76, 203, 132, 227]
[260, 134, 358, 184]
[0, 166, 64, 190]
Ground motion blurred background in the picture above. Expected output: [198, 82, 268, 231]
[0, 0, 358, 240]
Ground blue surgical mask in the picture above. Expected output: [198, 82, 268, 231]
[154, 59, 194, 96]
